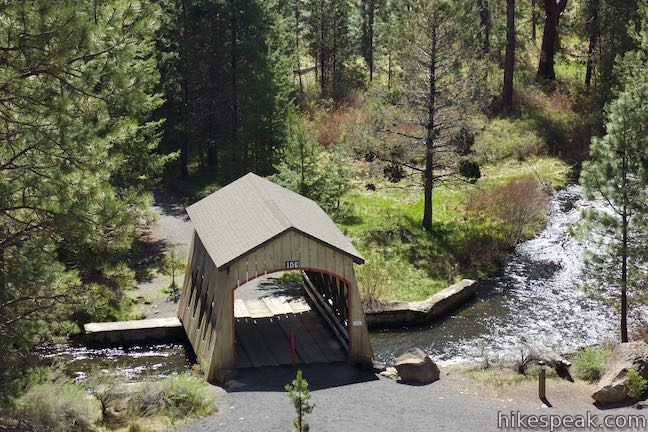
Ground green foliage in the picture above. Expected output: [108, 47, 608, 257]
[269, 114, 354, 219]
[585, 0, 641, 105]
[625, 368, 648, 399]
[158, 374, 216, 418]
[280, 271, 305, 284]
[126, 422, 148, 432]
[474, 117, 545, 162]
[571, 346, 613, 381]
[157, 0, 292, 181]
[14, 382, 102, 432]
[0, 0, 169, 383]
[285, 370, 314, 432]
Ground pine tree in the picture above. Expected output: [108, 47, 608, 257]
[269, 114, 352, 218]
[285, 370, 315, 432]
[574, 78, 648, 343]
[305, 0, 353, 98]
[0, 0, 169, 377]
[380, 0, 483, 231]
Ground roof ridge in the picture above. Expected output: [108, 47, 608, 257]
[248, 173, 292, 229]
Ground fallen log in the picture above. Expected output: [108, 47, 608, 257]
[520, 336, 573, 381]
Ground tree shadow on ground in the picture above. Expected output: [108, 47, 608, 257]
[255, 279, 305, 301]
[128, 229, 168, 283]
[235, 276, 306, 302]
[222, 363, 378, 393]
[153, 187, 190, 221]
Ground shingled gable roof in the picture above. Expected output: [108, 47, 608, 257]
[186, 172, 365, 269]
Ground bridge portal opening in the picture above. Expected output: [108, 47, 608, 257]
[233, 271, 348, 368]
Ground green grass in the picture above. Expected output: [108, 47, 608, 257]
[465, 368, 535, 388]
[341, 156, 570, 302]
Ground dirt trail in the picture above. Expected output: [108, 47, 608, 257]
[132, 189, 194, 318]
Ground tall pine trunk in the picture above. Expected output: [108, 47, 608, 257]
[621, 141, 629, 342]
[531, 0, 537, 42]
[361, 0, 375, 81]
[423, 24, 437, 232]
[503, 0, 515, 110]
[230, 4, 240, 172]
[319, 0, 326, 93]
[179, 0, 190, 177]
[585, 3, 598, 88]
[295, 3, 304, 95]
[536, 0, 567, 81]
[367, 0, 375, 81]
[476, 0, 491, 54]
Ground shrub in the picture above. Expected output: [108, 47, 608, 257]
[126, 422, 147, 432]
[356, 262, 389, 310]
[83, 369, 124, 417]
[474, 117, 545, 162]
[572, 346, 614, 382]
[625, 368, 648, 399]
[15, 382, 101, 432]
[128, 373, 216, 420]
[466, 177, 549, 248]
[159, 374, 216, 417]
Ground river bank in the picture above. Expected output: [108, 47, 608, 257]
[132, 182, 630, 367]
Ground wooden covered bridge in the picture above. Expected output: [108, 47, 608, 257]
[177, 173, 373, 382]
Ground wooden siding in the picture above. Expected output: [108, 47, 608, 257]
[178, 228, 373, 381]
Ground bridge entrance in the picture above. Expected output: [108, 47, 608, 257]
[177, 173, 373, 382]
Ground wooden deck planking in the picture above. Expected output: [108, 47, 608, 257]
[235, 319, 279, 367]
[278, 314, 328, 364]
[255, 317, 295, 365]
[233, 296, 344, 368]
[298, 313, 346, 362]
[245, 300, 273, 319]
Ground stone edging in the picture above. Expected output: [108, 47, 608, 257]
[365, 279, 478, 329]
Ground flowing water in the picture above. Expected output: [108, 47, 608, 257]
[38, 343, 194, 381]
[371, 184, 620, 364]
[41, 184, 627, 374]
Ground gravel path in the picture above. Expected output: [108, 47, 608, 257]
[133, 189, 194, 318]
[182, 364, 646, 432]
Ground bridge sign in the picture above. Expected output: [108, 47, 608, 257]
[285, 260, 300, 269]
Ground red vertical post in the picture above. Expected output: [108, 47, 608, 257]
[290, 330, 296, 369]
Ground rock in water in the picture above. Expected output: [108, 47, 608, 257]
[394, 348, 440, 384]
[592, 341, 648, 403]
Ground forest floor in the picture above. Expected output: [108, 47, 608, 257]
[181, 363, 646, 432]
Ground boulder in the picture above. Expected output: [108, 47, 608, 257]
[394, 348, 440, 384]
[379, 367, 400, 380]
[592, 341, 648, 404]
